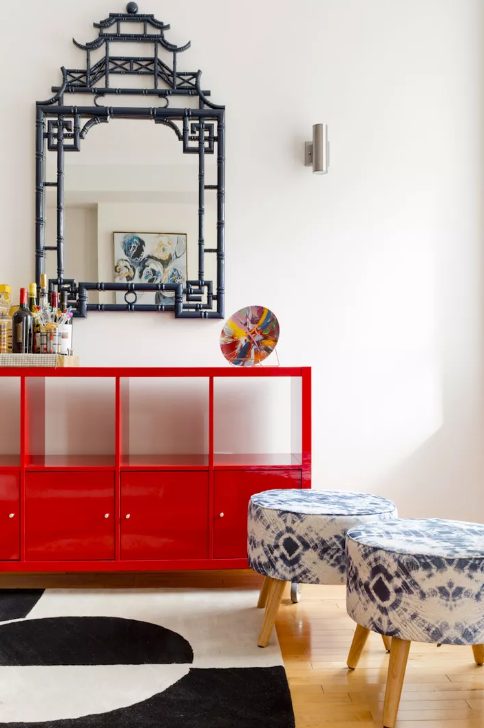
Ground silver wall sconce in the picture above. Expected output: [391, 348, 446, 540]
[305, 123, 329, 174]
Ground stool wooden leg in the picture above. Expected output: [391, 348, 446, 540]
[383, 638, 411, 728]
[472, 644, 484, 666]
[382, 635, 392, 652]
[257, 577, 286, 648]
[257, 576, 270, 608]
[347, 624, 370, 669]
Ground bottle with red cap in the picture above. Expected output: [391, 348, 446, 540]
[12, 288, 33, 353]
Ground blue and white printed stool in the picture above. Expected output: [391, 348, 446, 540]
[247, 489, 398, 647]
[345, 518, 484, 728]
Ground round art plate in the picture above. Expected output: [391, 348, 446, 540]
[220, 306, 280, 367]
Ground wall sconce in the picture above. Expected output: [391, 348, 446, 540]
[305, 123, 329, 174]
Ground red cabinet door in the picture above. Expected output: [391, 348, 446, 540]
[213, 469, 302, 559]
[25, 471, 115, 561]
[0, 472, 20, 560]
[121, 471, 209, 559]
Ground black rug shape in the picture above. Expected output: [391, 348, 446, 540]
[0, 616, 193, 665]
[0, 590, 44, 622]
[0, 667, 295, 728]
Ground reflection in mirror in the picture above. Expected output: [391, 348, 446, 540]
[44, 120, 217, 308]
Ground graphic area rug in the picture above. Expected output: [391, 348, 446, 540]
[0, 588, 294, 727]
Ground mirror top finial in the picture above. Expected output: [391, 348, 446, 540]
[126, 2, 138, 14]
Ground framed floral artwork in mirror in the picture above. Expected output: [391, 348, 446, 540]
[113, 232, 187, 305]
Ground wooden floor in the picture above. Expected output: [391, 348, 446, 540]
[1, 571, 483, 727]
[276, 582, 484, 728]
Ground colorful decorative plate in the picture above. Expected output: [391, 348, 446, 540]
[220, 306, 280, 367]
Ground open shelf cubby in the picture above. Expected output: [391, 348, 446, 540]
[120, 377, 209, 468]
[213, 376, 303, 467]
[0, 377, 21, 468]
[25, 376, 116, 468]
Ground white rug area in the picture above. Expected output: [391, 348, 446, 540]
[0, 588, 285, 723]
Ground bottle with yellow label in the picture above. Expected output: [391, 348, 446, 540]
[0, 284, 12, 353]
[39, 273, 48, 310]
[28, 282, 40, 352]
[28, 283, 37, 312]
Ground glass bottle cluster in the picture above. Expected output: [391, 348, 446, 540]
[0, 276, 73, 355]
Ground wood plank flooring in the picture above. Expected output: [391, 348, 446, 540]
[1, 572, 482, 727]
[276, 583, 484, 728]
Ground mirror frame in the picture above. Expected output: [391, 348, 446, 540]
[35, 3, 225, 318]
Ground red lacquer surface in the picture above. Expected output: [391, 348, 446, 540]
[25, 471, 115, 560]
[121, 471, 209, 559]
[213, 469, 302, 559]
[0, 472, 20, 560]
[0, 367, 311, 571]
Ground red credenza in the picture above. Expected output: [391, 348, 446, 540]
[0, 366, 311, 572]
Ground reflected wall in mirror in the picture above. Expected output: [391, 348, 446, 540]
[37, 3, 225, 318]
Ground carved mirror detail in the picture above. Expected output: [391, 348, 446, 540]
[36, 2, 225, 318]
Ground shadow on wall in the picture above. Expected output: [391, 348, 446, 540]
[374, 115, 484, 523]
[314, 174, 484, 523]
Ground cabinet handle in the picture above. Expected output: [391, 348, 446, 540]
[104, 513, 110, 519]
[8, 513, 15, 519]
[219, 512, 225, 518]
[125, 513, 131, 519]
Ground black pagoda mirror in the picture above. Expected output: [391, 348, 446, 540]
[35, 2, 225, 318]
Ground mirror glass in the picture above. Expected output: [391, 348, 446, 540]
[44, 119, 217, 308]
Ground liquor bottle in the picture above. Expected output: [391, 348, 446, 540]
[0, 284, 12, 354]
[58, 291, 73, 356]
[12, 288, 33, 353]
[39, 274, 49, 310]
[45, 290, 59, 353]
[28, 283, 37, 313]
[49, 290, 59, 311]
[29, 282, 40, 353]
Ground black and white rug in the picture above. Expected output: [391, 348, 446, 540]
[0, 588, 294, 727]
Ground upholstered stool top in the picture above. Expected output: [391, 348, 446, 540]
[346, 518, 484, 645]
[248, 489, 398, 585]
[250, 489, 397, 516]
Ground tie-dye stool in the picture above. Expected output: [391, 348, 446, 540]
[247, 489, 398, 647]
[345, 518, 484, 728]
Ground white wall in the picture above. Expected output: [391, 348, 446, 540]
[1, 0, 483, 520]
[45, 206, 98, 286]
